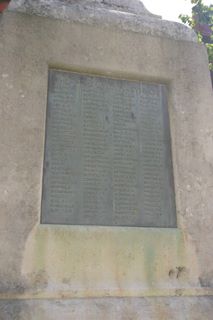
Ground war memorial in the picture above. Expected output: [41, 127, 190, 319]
[0, 0, 213, 318]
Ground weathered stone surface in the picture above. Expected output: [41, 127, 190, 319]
[0, 1, 213, 319]
[9, 0, 160, 17]
[8, 0, 197, 42]
[1, 297, 213, 320]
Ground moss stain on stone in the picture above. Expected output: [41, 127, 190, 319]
[21, 225, 189, 297]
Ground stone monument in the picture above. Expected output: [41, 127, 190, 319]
[0, 0, 213, 319]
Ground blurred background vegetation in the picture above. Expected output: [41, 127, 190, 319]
[179, 0, 213, 78]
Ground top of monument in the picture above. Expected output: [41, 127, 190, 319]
[10, 0, 160, 17]
[62, 0, 161, 17]
[9, 0, 197, 42]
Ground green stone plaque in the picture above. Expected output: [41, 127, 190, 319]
[41, 70, 176, 227]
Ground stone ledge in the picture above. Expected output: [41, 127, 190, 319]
[8, 0, 197, 42]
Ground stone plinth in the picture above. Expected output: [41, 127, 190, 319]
[0, 0, 213, 319]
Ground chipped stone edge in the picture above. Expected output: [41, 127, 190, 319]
[8, 1, 197, 42]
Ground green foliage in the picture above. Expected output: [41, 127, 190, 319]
[179, 0, 213, 70]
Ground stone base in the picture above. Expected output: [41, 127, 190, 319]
[1, 297, 213, 320]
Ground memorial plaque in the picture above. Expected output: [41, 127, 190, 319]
[41, 70, 176, 227]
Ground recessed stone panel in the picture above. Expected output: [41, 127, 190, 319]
[41, 70, 176, 227]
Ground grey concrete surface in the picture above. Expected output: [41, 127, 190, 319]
[1, 297, 213, 320]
